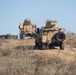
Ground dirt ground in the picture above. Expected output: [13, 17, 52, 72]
[0, 37, 76, 75]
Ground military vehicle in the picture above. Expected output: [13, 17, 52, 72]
[19, 18, 37, 39]
[35, 20, 66, 50]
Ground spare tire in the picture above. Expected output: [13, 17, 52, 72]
[56, 32, 66, 42]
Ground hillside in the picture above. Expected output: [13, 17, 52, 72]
[0, 33, 76, 75]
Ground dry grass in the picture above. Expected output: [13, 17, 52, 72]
[0, 33, 76, 75]
[0, 48, 76, 75]
[65, 32, 76, 48]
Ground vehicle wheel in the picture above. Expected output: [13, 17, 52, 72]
[20, 34, 25, 39]
[33, 34, 36, 38]
[22, 34, 25, 39]
[35, 40, 37, 46]
[20, 34, 22, 39]
[56, 32, 66, 42]
[60, 42, 64, 50]
[42, 44, 48, 50]
[42, 45, 45, 49]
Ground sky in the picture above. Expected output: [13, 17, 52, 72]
[0, 0, 76, 35]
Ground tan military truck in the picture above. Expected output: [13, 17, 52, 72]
[35, 20, 66, 50]
[19, 18, 37, 39]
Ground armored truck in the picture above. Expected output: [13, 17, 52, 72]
[19, 18, 37, 39]
[35, 20, 66, 50]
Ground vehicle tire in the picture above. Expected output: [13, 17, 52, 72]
[22, 34, 25, 39]
[60, 42, 64, 50]
[20, 34, 22, 39]
[42, 45, 46, 50]
[20, 34, 25, 39]
[35, 40, 38, 46]
[42, 44, 48, 50]
[56, 32, 66, 42]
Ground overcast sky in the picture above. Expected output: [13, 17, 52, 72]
[0, 0, 76, 35]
